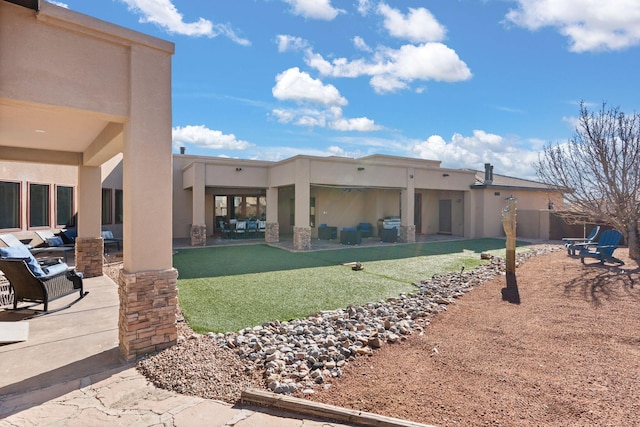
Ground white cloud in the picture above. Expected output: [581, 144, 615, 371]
[47, 1, 69, 8]
[353, 36, 373, 52]
[377, 3, 446, 43]
[331, 116, 381, 131]
[410, 130, 540, 179]
[505, 0, 640, 52]
[281, 0, 344, 20]
[272, 67, 347, 106]
[172, 125, 252, 150]
[120, 0, 250, 45]
[306, 43, 472, 94]
[271, 105, 381, 132]
[276, 35, 310, 52]
[357, 0, 373, 16]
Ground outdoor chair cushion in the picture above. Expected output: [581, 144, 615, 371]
[60, 228, 77, 244]
[0, 245, 46, 277]
[41, 262, 70, 277]
[46, 236, 65, 247]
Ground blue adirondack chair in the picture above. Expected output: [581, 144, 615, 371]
[563, 226, 600, 255]
[578, 229, 625, 265]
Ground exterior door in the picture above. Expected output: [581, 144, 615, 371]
[439, 199, 452, 234]
[414, 193, 422, 234]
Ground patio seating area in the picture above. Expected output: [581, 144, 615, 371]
[173, 232, 464, 252]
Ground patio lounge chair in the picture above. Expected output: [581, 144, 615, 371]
[0, 245, 86, 312]
[101, 230, 122, 253]
[578, 229, 625, 265]
[562, 226, 600, 255]
[1, 232, 74, 264]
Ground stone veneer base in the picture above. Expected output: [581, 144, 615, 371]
[293, 226, 311, 250]
[265, 222, 279, 243]
[190, 224, 207, 246]
[400, 225, 416, 243]
[75, 237, 104, 278]
[118, 267, 179, 362]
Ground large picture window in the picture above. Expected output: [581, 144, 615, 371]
[0, 181, 20, 230]
[29, 183, 50, 228]
[102, 188, 112, 224]
[56, 185, 74, 227]
[115, 189, 123, 224]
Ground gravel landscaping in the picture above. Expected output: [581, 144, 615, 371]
[131, 245, 557, 404]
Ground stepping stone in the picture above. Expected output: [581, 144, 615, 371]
[0, 321, 29, 343]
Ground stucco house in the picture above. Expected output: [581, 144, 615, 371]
[3, 152, 564, 251]
[173, 154, 562, 249]
[1, 0, 563, 360]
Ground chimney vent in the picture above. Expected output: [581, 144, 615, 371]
[484, 163, 493, 185]
[180, 146, 186, 154]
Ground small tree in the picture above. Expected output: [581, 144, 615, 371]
[536, 101, 640, 260]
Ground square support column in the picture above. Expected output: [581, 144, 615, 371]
[76, 165, 103, 278]
[400, 169, 416, 243]
[190, 162, 206, 246]
[265, 187, 279, 243]
[119, 42, 176, 361]
[293, 159, 311, 251]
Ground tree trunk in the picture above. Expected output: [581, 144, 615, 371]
[626, 222, 640, 260]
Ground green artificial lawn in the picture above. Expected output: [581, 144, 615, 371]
[173, 238, 528, 333]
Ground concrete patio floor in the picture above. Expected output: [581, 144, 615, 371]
[0, 273, 359, 426]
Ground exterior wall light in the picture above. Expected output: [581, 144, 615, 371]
[442, 173, 450, 177]
[357, 167, 365, 171]
[235, 167, 242, 171]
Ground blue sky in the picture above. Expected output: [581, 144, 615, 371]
[51, 0, 640, 180]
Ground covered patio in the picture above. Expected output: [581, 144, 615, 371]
[1, 1, 177, 361]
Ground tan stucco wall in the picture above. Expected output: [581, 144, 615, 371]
[0, 3, 127, 119]
[472, 188, 563, 238]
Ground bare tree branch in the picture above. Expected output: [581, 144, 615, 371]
[536, 101, 640, 259]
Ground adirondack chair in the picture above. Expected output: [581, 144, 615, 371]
[563, 226, 600, 255]
[578, 229, 625, 265]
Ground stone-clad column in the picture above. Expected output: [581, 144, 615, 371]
[190, 225, 206, 246]
[400, 168, 416, 243]
[75, 237, 104, 278]
[400, 225, 416, 244]
[293, 226, 311, 251]
[118, 268, 178, 361]
[119, 42, 177, 361]
[265, 222, 279, 243]
[265, 187, 279, 243]
[293, 159, 311, 251]
[76, 165, 103, 278]
[190, 162, 206, 246]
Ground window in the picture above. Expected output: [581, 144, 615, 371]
[0, 181, 20, 230]
[115, 189, 123, 223]
[310, 197, 316, 228]
[258, 196, 266, 220]
[245, 196, 258, 219]
[102, 188, 112, 224]
[29, 183, 50, 228]
[289, 198, 295, 226]
[56, 185, 74, 227]
[233, 196, 243, 219]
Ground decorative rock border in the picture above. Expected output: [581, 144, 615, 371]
[194, 246, 560, 396]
